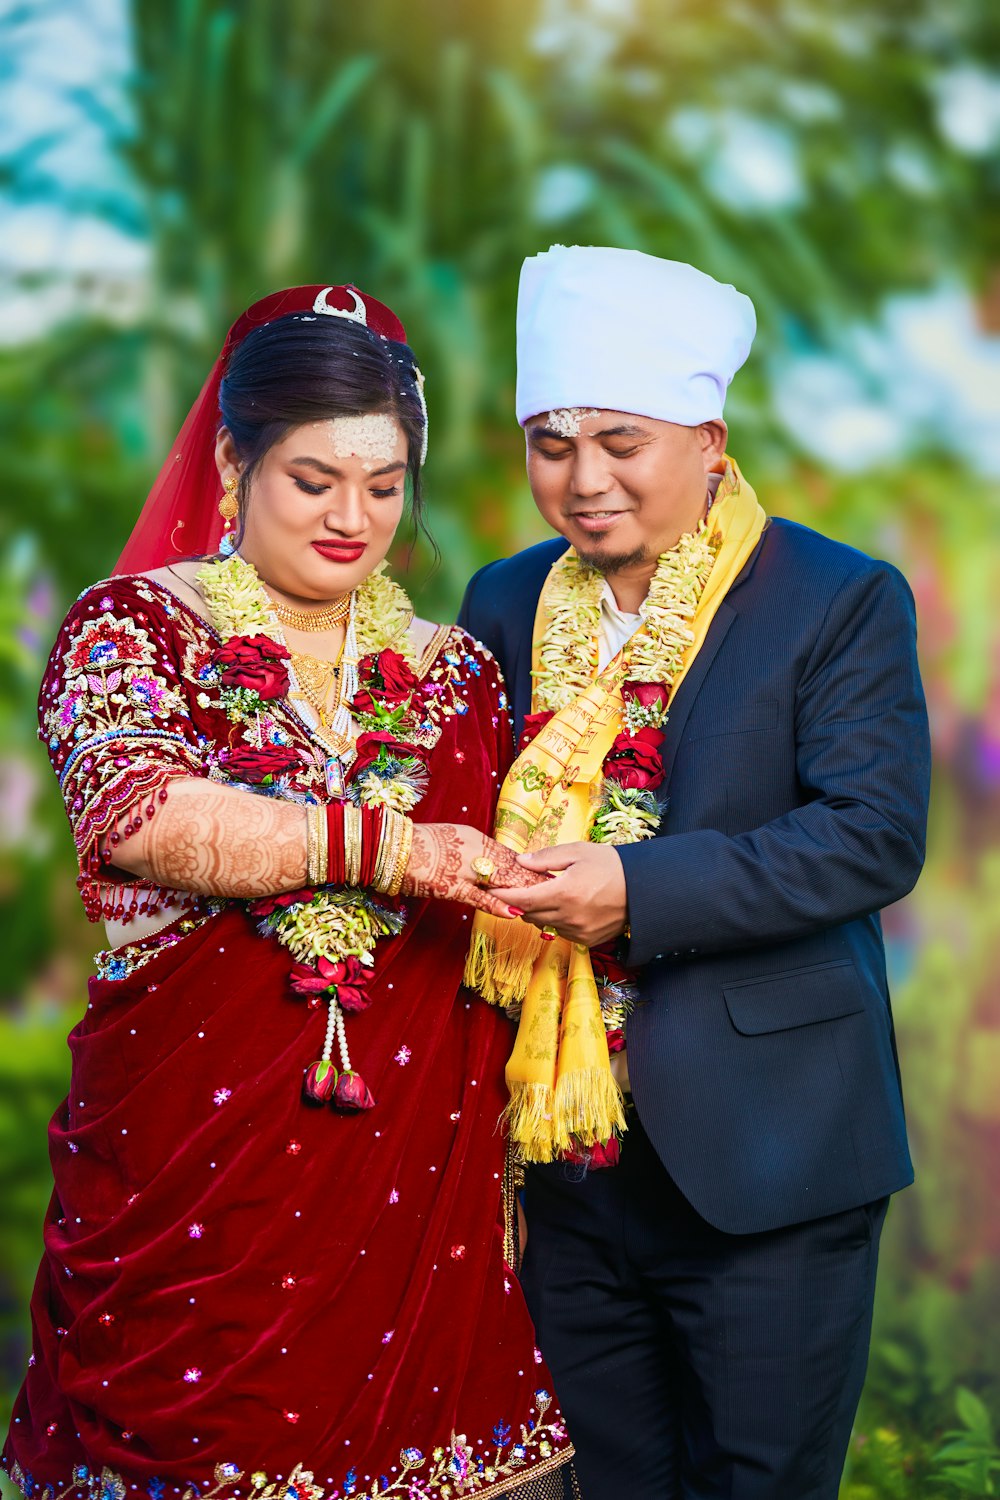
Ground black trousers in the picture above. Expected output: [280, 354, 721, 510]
[520, 1110, 887, 1500]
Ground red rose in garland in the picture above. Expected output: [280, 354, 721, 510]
[590, 944, 631, 987]
[350, 730, 430, 782]
[377, 649, 420, 698]
[215, 634, 290, 699]
[223, 742, 304, 784]
[353, 648, 420, 715]
[519, 710, 555, 751]
[302, 1059, 338, 1105]
[602, 726, 665, 791]
[622, 680, 670, 716]
[334, 1070, 376, 1111]
[289, 955, 370, 1012]
[250, 888, 316, 916]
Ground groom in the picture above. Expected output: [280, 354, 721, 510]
[458, 246, 930, 1499]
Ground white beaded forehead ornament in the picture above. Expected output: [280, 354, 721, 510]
[311, 286, 429, 466]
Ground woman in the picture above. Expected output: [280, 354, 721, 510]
[3, 285, 576, 1499]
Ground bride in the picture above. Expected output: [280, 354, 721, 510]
[3, 284, 575, 1500]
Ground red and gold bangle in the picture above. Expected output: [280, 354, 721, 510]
[324, 800, 347, 886]
[358, 806, 383, 888]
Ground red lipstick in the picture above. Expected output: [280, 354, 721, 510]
[311, 541, 366, 563]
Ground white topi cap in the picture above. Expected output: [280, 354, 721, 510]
[515, 245, 756, 428]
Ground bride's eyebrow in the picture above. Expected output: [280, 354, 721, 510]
[290, 456, 407, 477]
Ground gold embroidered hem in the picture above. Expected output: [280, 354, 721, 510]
[3, 1390, 576, 1500]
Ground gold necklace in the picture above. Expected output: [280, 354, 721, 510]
[290, 646, 349, 746]
[269, 593, 352, 632]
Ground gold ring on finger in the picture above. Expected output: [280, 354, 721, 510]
[471, 855, 497, 889]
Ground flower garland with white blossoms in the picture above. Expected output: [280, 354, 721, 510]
[519, 521, 719, 1058]
[196, 554, 436, 1115]
[527, 519, 719, 843]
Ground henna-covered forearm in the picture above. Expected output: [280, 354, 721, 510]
[109, 778, 308, 897]
[404, 824, 464, 900]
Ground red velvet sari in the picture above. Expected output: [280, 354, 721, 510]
[4, 577, 574, 1500]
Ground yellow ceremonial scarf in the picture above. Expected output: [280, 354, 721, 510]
[465, 459, 766, 1163]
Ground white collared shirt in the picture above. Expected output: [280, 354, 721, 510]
[598, 584, 643, 672]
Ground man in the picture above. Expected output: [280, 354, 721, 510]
[458, 245, 930, 1499]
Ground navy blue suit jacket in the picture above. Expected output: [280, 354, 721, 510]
[458, 516, 931, 1234]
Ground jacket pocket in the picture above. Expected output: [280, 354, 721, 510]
[684, 697, 779, 742]
[723, 959, 864, 1035]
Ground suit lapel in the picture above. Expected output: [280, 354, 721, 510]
[657, 525, 770, 787]
[659, 602, 737, 787]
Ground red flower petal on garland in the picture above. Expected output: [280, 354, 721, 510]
[356, 648, 420, 708]
[333, 1070, 376, 1111]
[223, 742, 304, 784]
[289, 955, 367, 996]
[302, 1059, 338, 1105]
[377, 648, 420, 695]
[622, 680, 670, 712]
[602, 726, 665, 791]
[289, 963, 335, 997]
[250, 889, 315, 917]
[350, 730, 429, 781]
[589, 943, 631, 986]
[564, 1136, 621, 1170]
[518, 710, 555, 752]
[215, 634, 291, 699]
[335, 983, 370, 1014]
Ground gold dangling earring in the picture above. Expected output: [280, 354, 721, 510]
[218, 475, 239, 521]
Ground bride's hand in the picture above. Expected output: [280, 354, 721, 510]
[400, 825, 548, 916]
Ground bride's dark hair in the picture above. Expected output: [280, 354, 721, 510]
[218, 312, 432, 549]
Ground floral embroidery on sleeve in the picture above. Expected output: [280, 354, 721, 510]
[38, 579, 207, 921]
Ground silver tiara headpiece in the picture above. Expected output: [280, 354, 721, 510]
[312, 286, 368, 324]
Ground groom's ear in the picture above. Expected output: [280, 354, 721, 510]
[697, 420, 728, 468]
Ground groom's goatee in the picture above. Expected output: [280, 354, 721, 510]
[578, 544, 649, 575]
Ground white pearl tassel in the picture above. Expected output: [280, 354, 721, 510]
[331, 591, 359, 754]
[322, 997, 339, 1064]
[335, 1005, 351, 1074]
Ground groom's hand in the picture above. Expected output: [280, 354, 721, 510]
[492, 842, 628, 947]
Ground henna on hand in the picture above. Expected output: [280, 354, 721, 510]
[112, 778, 309, 897]
[478, 836, 549, 889]
[403, 824, 464, 900]
[401, 824, 525, 918]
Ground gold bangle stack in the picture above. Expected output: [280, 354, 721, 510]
[305, 803, 329, 886]
[371, 810, 413, 896]
[343, 803, 364, 887]
[386, 815, 414, 898]
[372, 809, 400, 894]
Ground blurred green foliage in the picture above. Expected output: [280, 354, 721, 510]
[2, 1, 999, 1492]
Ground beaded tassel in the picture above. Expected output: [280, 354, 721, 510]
[301, 995, 375, 1112]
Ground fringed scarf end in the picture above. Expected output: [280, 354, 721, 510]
[551, 1066, 627, 1153]
[464, 922, 542, 1007]
[503, 1081, 559, 1163]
